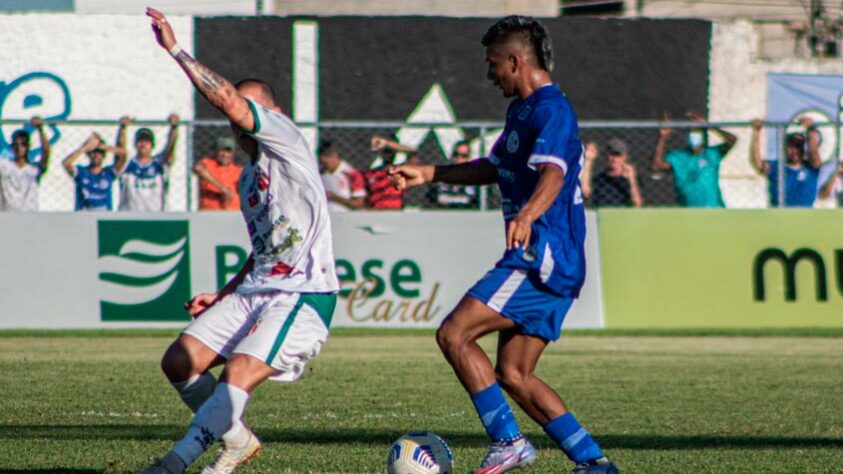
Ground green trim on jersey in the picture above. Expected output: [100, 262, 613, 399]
[247, 100, 261, 134]
[301, 293, 337, 328]
[265, 296, 304, 365]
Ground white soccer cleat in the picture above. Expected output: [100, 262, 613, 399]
[200, 428, 263, 474]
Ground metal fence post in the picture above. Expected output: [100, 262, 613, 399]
[479, 125, 488, 211]
[776, 124, 785, 208]
[185, 121, 194, 211]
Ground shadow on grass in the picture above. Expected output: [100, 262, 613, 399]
[2, 425, 842, 450]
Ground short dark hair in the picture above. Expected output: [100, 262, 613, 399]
[235, 78, 278, 106]
[481, 15, 554, 72]
[785, 133, 805, 148]
[452, 140, 469, 154]
[318, 139, 338, 157]
[11, 129, 30, 144]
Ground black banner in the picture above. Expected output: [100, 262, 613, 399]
[195, 16, 711, 121]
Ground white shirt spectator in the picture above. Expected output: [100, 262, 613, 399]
[0, 159, 41, 211]
[321, 160, 366, 212]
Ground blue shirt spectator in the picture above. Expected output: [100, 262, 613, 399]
[751, 117, 823, 208]
[62, 119, 128, 211]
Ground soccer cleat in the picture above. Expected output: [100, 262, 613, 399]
[473, 436, 537, 474]
[571, 456, 620, 474]
[200, 428, 263, 474]
[135, 452, 185, 474]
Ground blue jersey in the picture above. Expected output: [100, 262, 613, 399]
[767, 161, 818, 207]
[75, 165, 118, 211]
[486, 84, 586, 298]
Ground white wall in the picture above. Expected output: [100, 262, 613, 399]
[708, 20, 843, 208]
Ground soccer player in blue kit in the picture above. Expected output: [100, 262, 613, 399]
[390, 16, 619, 474]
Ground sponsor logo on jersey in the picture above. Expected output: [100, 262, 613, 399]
[97, 220, 191, 322]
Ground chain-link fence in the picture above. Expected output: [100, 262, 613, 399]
[1, 119, 840, 211]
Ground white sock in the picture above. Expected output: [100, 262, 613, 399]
[171, 383, 251, 467]
[172, 373, 246, 442]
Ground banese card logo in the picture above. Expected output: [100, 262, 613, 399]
[98, 220, 191, 322]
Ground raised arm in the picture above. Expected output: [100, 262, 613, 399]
[750, 119, 770, 175]
[652, 113, 672, 172]
[799, 116, 823, 169]
[506, 165, 565, 250]
[147, 8, 254, 133]
[63, 133, 100, 177]
[113, 117, 130, 173]
[580, 142, 597, 199]
[31, 116, 50, 176]
[819, 161, 842, 200]
[687, 111, 737, 155]
[371, 136, 417, 154]
[623, 163, 644, 208]
[161, 113, 180, 166]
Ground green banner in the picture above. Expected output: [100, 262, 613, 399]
[599, 209, 843, 328]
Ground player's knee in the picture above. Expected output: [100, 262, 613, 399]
[160, 341, 192, 382]
[435, 323, 464, 358]
[495, 365, 526, 394]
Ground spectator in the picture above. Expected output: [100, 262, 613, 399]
[119, 114, 179, 211]
[62, 118, 129, 211]
[194, 136, 242, 211]
[819, 159, 843, 207]
[0, 116, 50, 211]
[751, 117, 822, 207]
[652, 111, 737, 207]
[425, 140, 479, 209]
[364, 134, 415, 210]
[318, 139, 365, 212]
[581, 138, 643, 208]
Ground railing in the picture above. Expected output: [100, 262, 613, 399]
[0, 119, 839, 211]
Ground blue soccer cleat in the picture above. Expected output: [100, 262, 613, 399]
[571, 456, 620, 474]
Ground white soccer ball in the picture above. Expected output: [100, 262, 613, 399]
[386, 431, 454, 474]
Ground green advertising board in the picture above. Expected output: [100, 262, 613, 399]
[599, 209, 843, 328]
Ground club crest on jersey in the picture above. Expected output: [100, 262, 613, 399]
[506, 130, 519, 153]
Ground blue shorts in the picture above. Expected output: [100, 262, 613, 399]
[466, 267, 574, 342]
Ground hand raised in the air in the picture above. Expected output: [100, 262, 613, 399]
[388, 164, 433, 190]
[146, 7, 178, 51]
[184, 292, 217, 318]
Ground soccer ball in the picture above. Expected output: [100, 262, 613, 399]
[387, 432, 454, 474]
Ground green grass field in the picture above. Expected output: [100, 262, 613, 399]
[2, 330, 842, 473]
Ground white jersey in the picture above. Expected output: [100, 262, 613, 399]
[0, 159, 41, 211]
[321, 160, 366, 212]
[119, 155, 169, 211]
[237, 100, 339, 294]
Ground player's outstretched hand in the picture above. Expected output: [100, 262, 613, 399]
[146, 7, 178, 51]
[184, 292, 217, 318]
[388, 164, 433, 190]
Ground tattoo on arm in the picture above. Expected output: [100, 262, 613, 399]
[173, 51, 250, 128]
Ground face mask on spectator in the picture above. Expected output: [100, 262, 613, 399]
[687, 131, 704, 149]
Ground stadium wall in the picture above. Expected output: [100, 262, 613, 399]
[0, 211, 604, 329]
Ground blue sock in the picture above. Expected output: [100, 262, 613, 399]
[470, 383, 522, 443]
[544, 412, 604, 463]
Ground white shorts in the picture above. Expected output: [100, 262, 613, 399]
[184, 290, 337, 383]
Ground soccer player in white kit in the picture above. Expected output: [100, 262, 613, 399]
[139, 9, 340, 474]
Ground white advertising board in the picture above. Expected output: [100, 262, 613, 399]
[0, 211, 604, 329]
